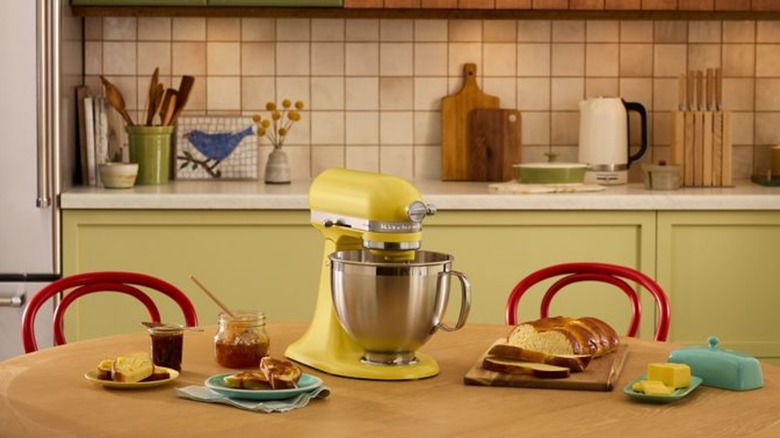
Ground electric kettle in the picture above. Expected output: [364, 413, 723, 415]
[578, 97, 648, 185]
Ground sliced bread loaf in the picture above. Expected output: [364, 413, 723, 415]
[507, 316, 619, 358]
[482, 357, 571, 379]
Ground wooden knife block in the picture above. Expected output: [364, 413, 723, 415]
[670, 110, 732, 187]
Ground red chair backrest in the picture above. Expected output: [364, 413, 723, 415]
[505, 262, 670, 341]
[22, 271, 198, 353]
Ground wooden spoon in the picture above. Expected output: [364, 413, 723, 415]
[189, 275, 235, 318]
[168, 75, 195, 126]
[159, 88, 177, 127]
[145, 67, 160, 126]
[100, 75, 134, 126]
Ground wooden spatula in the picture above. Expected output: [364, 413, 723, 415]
[168, 75, 195, 126]
[145, 67, 160, 126]
[159, 88, 178, 127]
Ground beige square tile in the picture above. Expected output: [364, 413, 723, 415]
[517, 20, 551, 43]
[688, 44, 721, 71]
[138, 17, 171, 41]
[241, 77, 276, 111]
[732, 145, 752, 179]
[381, 19, 414, 41]
[652, 112, 671, 146]
[138, 42, 171, 76]
[172, 42, 206, 76]
[415, 20, 448, 42]
[550, 112, 579, 145]
[620, 20, 653, 43]
[722, 78, 754, 110]
[276, 42, 310, 76]
[414, 43, 447, 76]
[448, 43, 482, 76]
[449, 20, 482, 42]
[380, 146, 414, 180]
[587, 21, 619, 42]
[85, 42, 102, 75]
[757, 21, 780, 43]
[273, 145, 310, 179]
[206, 76, 240, 111]
[522, 145, 550, 163]
[380, 43, 414, 76]
[346, 77, 379, 110]
[586, 43, 618, 76]
[551, 78, 583, 110]
[654, 21, 687, 43]
[652, 77, 677, 111]
[207, 18, 240, 42]
[551, 146, 578, 163]
[585, 78, 619, 97]
[723, 21, 755, 43]
[517, 43, 551, 76]
[346, 43, 379, 76]
[552, 43, 585, 77]
[517, 78, 550, 110]
[346, 19, 380, 41]
[312, 19, 345, 42]
[380, 78, 414, 110]
[756, 45, 780, 77]
[484, 43, 517, 76]
[346, 145, 380, 173]
[311, 43, 345, 75]
[722, 44, 755, 77]
[277, 110, 310, 146]
[689, 21, 722, 43]
[311, 77, 345, 110]
[731, 111, 754, 145]
[311, 145, 345, 176]
[241, 18, 275, 42]
[277, 18, 310, 42]
[85, 17, 102, 41]
[103, 42, 136, 76]
[276, 77, 311, 112]
[241, 42, 275, 76]
[755, 79, 780, 111]
[484, 78, 517, 108]
[414, 77, 448, 110]
[619, 44, 653, 76]
[103, 17, 136, 41]
[485, 20, 517, 42]
[183, 76, 206, 112]
[380, 112, 414, 145]
[311, 111, 345, 145]
[207, 42, 241, 76]
[654, 44, 687, 77]
[346, 111, 379, 145]
[620, 78, 652, 108]
[414, 145, 441, 180]
[521, 112, 550, 146]
[552, 21, 585, 43]
[173, 18, 206, 41]
[414, 111, 440, 145]
[105, 76, 137, 111]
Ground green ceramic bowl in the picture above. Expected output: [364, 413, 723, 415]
[513, 163, 587, 184]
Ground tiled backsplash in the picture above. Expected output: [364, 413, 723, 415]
[85, 16, 780, 181]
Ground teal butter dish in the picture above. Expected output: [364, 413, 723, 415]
[667, 336, 763, 391]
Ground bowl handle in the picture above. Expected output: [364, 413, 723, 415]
[436, 271, 471, 332]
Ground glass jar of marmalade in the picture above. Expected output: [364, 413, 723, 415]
[214, 310, 270, 369]
[148, 325, 184, 371]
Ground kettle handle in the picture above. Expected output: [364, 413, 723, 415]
[624, 100, 648, 166]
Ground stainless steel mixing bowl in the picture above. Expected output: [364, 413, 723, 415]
[329, 249, 471, 365]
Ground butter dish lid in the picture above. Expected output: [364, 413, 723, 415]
[667, 336, 763, 391]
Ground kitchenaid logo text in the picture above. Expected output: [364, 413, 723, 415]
[374, 222, 420, 233]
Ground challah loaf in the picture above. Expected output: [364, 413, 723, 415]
[507, 316, 620, 358]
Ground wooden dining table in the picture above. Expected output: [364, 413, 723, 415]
[1, 322, 778, 438]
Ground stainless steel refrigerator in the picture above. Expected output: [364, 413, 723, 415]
[0, 0, 82, 361]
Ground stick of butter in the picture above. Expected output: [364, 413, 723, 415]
[647, 362, 692, 389]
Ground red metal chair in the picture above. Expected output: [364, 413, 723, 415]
[22, 271, 198, 353]
[505, 262, 670, 341]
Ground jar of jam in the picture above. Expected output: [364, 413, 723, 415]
[147, 325, 184, 371]
[214, 310, 270, 369]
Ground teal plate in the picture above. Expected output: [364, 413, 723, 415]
[205, 373, 322, 400]
[624, 375, 703, 403]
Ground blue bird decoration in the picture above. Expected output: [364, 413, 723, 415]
[185, 126, 254, 162]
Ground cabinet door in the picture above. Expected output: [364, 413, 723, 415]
[424, 211, 657, 338]
[63, 210, 321, 342]
[657, 211, 780, 365]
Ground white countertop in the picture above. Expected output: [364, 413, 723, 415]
[60, 179, 780, 211]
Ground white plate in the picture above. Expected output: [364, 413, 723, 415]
[204, 373, 322, 400]
[85, 367, 179, 389]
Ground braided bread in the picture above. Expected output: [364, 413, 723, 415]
[507, 316, 620, 358]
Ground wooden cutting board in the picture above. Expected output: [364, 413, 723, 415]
[469, 109, 522, 182]
[464, 340, 629, 391]
[441, 63, 500, 181]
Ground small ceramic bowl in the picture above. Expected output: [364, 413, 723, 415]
[642, 163, 682, 190]
[513, 162, 587, 184]
[99, 163, 139, 189]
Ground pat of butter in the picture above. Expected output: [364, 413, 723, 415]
[636, 379, 675, 395]
[648, 362, 692, 388]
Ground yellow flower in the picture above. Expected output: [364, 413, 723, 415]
[295, 101, 304, 110]
[282, 99, 291, 108]
[265, 102, 276, 111]
[257, 127, 267, 136]
[278, 127, 288, 136]
[252, 114, 261, 123]
[272, 111, 281, 121]
[261, 120, 270, 128]
[253, 98, 305, 149]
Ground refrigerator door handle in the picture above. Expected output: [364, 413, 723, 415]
[36, 0, 59, 209]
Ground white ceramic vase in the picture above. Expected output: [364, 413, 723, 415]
[264, 148, 291, 184]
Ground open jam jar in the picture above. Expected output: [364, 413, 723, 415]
[214, 311, 270, 369]
[148, 325, 184, 371]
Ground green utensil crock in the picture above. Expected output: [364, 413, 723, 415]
[127, 126, 174, 185]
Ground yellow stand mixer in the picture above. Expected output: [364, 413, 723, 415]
[285, 168, 470, 380]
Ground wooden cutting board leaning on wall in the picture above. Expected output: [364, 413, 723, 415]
[469, 109, 522, 182]
[441, 63, 500, 181]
